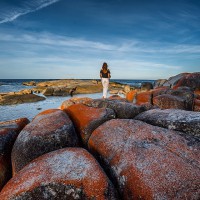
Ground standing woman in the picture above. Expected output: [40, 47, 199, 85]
[100, 62, 111, 98]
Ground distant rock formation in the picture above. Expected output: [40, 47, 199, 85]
[0, 92, 45, 105]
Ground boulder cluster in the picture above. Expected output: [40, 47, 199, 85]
[0, 72, 200, 199]
[126, 72, 200, 112]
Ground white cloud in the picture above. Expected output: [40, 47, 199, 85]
[1, 31, 200, 55]
[0, 0, 60, 24]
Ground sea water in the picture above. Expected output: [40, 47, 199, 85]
[0, 79, 154, 122]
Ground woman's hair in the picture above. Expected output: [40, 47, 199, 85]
[102, 62, 108, 70]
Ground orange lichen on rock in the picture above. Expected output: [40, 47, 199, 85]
[34, 108, 59, 116]
[126, 90, 137, 102]
[0, 148, 118, 200]
[0, 118, 29, 132]
[173, 72, 200, 90]
[88, 119, 200, 199]
[136, 91, 152, 105]
[65, 104, 115, 145]
[11, 109, 79, 175]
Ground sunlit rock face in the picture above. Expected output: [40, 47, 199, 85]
[88, 119, 200, 199]
[0, 148, 119, 200]
[11, 109, 79, 175]
[64, 103, 116, 145]
[60, 97, 93, 110]
[0, 118, 29, 191]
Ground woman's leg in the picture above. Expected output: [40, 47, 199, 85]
[102, 78, 109, 98]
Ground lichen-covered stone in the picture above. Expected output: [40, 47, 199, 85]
[88, 119, 200, 199]
[84, 99, 145, 119]
[166, 87, 194, 110]
[12, 109, 79, 175]
[173, 72, 200, 90]
[65, 104, 115, 145]
[152, 87, 170, 97]
[0, 148, 118, 200]
[0, 118, 29, 190]
[135, 108, 200, 138]
[153, 94, 186, 110]
[136, 91, 152, 105]
[162, 73, 190, 88]
[126, 90, 137, 102]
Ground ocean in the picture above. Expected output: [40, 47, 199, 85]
[0, 79, 154, 122]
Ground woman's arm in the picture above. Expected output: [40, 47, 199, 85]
[108, 70, 111, 78]
[100, 70, 102, 78]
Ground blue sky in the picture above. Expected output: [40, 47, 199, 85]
[0, 0, 199, 79]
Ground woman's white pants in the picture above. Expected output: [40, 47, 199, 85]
[101, 78, 109, 98]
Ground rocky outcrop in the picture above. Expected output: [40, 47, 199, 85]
[154, 79, 167, 88]
[88, 119, 200, 199]
[155, 73, 190, 88]
[11, 109, 79, 175]
[22, 81, 36, 86]
[64, 104, 115, 145]
[0, 148, 118, 200]
[173, 72, 200, 90]
[135, 109, 200, 138]
[0, 118, 29, 190]
[23, 79, 127, 97]
[129, 83, 196, 111]
[0, 93, 45, 105]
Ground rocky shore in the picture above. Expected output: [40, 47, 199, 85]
[0, 72, 200, 199]
[0, 79, 125, 105]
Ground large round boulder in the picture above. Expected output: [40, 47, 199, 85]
[0, 148, 119, 199]
[0, 118, 29, 190]
[11, 109, 79, 175]
[88, 119, 200, 199]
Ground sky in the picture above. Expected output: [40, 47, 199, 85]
[0, 0, 200, 80]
